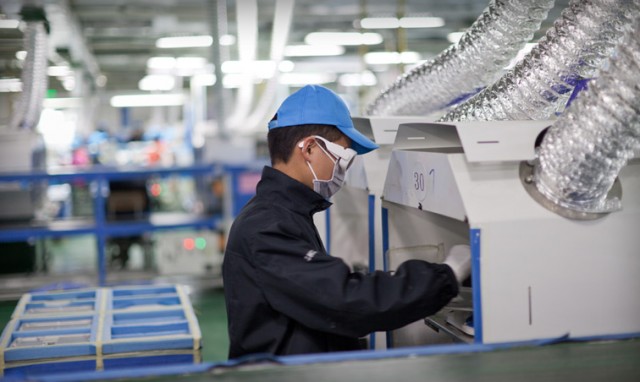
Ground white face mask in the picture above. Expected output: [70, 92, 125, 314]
[300, 136, 356, 200]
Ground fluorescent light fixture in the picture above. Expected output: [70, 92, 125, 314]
[191, 73, 216, 87]
[360, 17, 444, 29]
[61, 76, 76, 91]
[0, 78, 22, 92]
[278, 60, 295, 72]
[147, 57, 176, 69]
[364, 51, 421, 65]
[219, 34, 236, 46]
[176, 56, 207, 69]
[43, 97, 82, 109]
[221, 60, 278, 78]
[47, 66, 73, 77]
[399, 17, 444, 28]
[110, 94, 185, 108]
[0, 19, 20, 29]
[360, 17, 399, 29]
[284, 44, 345, 57]
[447, 32, 465, 44]
[139, 74, 176, 91]
[279, 72, 337, 86]
[305, 32, 383, 46]
[16, 50, 27, 60]
[156, 35, 213, 48]
[338, 71, 377, 87]
[222, 74, 265, 88]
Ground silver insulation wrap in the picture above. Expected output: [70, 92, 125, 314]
[365, 0, 555, 117]
[440, 0, 639, 122]
[10, 21, 48, 131]
[533, 13, 640, 213]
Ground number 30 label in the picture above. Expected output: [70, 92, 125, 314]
[411, 162, 427, 202]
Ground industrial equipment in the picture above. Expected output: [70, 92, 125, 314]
[382, 121, 640, 346]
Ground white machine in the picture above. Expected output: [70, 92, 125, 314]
[382, 121, 640, 345]
[318, 117, 435, 271]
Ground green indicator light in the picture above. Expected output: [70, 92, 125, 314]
[195, 237, 207, 250]
[46, 89, 58, 98]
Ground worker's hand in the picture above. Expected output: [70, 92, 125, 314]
[443, 244, 471, 283]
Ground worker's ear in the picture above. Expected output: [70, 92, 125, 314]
[298, 137, 316, 160]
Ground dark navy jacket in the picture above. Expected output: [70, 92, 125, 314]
[222, 166, 458, 359]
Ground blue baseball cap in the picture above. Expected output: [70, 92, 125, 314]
[268, 85, 378, 154]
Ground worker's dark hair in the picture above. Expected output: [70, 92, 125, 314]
[267, 124, 344, 165]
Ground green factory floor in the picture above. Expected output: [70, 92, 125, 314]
[0, 287, 230, 362]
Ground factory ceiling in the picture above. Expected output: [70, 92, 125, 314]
[0, 0, 569, 96]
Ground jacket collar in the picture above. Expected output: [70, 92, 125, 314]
[256, 166, 332, 215]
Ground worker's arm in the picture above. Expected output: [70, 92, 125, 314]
[248, 221, 459, 338]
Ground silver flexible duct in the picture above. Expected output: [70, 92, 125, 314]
[440, 0, 639, 122]
[365, 0, 555, 117]
[532, 14, 640, 214]
[10, 21, 48, 131]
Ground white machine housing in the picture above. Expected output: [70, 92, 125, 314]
[382, 121, 640, 344]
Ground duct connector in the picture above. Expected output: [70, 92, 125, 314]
[440, 0, 639, 122]
[9, 5, 49, 131]
[525, 12, 640, 218]
[365, 0, 555, 117]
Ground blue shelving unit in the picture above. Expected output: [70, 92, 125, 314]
[0, 164, 222, 285]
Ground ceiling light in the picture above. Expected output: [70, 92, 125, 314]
[221, 60, 278, 79]
[359, 17, 399, 29]
[47, 66, 73, 77]
[284, 44, 345, 57]
[278, 60, 295, 72]
[399, 17, 445, 28]
[191, 74, 216, 87]
[278, 72, 337, 86]
[364, 51, 421, 65]
[447, 32, 465, 44]
[305, 32, 383, 46]
[338, 71, 377, 87]
[16, 51, 27, 60]
[219, 34, 236, 46]
[43, 98, 82, 109]
[139, 74, 176, 91]
[0, 78, 22, 92]
[156, 35, 213, 48]
[0, 19, 20, 29]
[147, 57, 176, 69]
[360, 17, 445, 29]
[110, 94, 185, 108]
[62, 76, 76, 91]
[222, 74, 265, 88]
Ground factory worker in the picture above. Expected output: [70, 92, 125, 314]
[222, 85, 471, 359]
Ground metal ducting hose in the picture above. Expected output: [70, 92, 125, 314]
[532, 12, 640, 215]
[365, 0, 555, 117]
[10, 6, 49, 131]
[440, 0, 639, 122]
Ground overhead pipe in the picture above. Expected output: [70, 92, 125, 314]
[440, 0, 639, 122]
[531, 13, 640, 215]
[225, 0, 259, 130]
[241, 0, 295, 133]
[365, 0, 555, 117]
[10, 6, 49, 131]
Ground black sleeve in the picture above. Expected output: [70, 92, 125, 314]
[249, 220, 459, 338]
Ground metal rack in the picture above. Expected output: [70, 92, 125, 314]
[0, 164, 222, 286]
